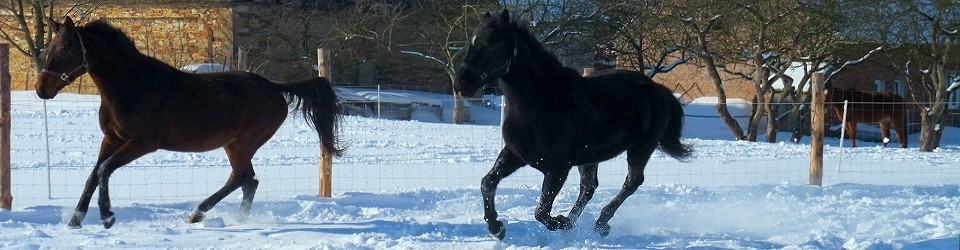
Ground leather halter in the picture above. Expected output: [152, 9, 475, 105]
[40, 31, 88, 83]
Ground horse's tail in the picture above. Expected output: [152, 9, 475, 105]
[650, 83, 693, 161]
[277, 77, 344, 157]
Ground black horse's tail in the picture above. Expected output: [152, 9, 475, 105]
[277, 77, 344, 157]
[649, 83, 693, 161]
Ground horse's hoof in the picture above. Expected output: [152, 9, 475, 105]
[558, 215, 574, 230]
[595, 223, 610, 237]
[67, 211, 85, 229]
[487, 220, 505, 241]
[187, 211, 205, 223]
[67, 219, 82, 229]
[237, 210, 250, 224]
[542, 215, 573, 231]
[102, 214, 116, 229]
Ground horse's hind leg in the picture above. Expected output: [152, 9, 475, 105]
[188, 168, 245, 223]
[566, 164, 598, 223]
[238, 171, 259, 221]
[892, 114, 908, 148]
[481, 148, 525, 240]
[187, 146, 256, 223]
[595, 145, 655, 237]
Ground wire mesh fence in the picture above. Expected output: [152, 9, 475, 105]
[6, 87, 960, 210]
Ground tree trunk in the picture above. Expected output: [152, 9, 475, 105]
[702, 55, 744, 140]
[918, 92, 947, 152]
[917, 55, 950, 151]
[764, 100, 780, 143]
[918, 114, 936, 151]
[452, 93, 467, 124]
[448, 73, 467, 124]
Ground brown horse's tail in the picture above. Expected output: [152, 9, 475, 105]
[278, 77, 344, 157]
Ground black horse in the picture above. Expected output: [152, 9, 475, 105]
[36, 17, 342, 229]
[454, 10, 692, 240]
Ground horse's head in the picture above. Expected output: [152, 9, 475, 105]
[455, 10, 518, 97]
[36, 16, 88, 99]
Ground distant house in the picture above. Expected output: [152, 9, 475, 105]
[641, 43, 960, 132]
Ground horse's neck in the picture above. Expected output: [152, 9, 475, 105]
[500, 60, 578, 114]
[87, 52, 171, 104]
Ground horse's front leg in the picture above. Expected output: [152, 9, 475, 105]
[481, 148, 525, 240]
[878, 122, 891, 148]
[68, 138, 122, 229]
[68, 166, 103, 229]
[535, 168, 573, 231]
[93, 140, 155, 229]
[846, 121, 858, 148]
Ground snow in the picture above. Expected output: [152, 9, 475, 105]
[178, 63, 231, 74]
[1, 91, 959, 249]
[948, 75, 959, 92]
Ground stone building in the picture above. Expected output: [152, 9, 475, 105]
[1, 0, 451, 94]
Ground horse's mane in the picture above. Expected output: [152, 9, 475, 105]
[82, 19, 142, 56]
[508, 20, 579, 79]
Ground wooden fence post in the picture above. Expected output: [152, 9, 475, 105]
[809, 72, 825, 186]
[317, 48, 333, 198]
[1, 44, 12, 209]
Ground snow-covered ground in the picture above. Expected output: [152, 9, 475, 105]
[1, 91, 959, 249]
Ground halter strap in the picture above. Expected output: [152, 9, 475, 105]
[464, 38, 519, 81]
[40, 31, 88, 84]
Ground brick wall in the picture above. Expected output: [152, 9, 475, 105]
[2, 2, 469, 94]
[1, 4, 234, 93]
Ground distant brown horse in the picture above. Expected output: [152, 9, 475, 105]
[36, 17, 343, 229]
[824, 87, 907, 148]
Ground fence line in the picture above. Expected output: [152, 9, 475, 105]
[5, 89, 960, 209]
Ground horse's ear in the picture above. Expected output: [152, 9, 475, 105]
[48, 17, 61, 31]
[63, 16, 75, 29]
[498, 9, 510, 23]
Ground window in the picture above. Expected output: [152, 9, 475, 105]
[875, 80, 886, 92]
[893, 80, 905, 97]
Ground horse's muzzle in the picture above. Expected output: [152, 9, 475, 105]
[36, 89, 57, 100]
[36, 80, 59, 99]
[454, 78, 483, 98]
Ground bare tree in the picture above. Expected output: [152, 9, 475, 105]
[320, 0, 498, 124]
[396, 1, 495, 124]
[0, 0, 100, 71]
[668, 0, 747, 140]
[596, 1, 693, 78]
[894, 0, 959, 151]
[502, 0, 606, 70]
[718, 0, 800, 142]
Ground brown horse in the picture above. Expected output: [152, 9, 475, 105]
[824, 87, 907, 148]
[36, 17, 343, 229]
